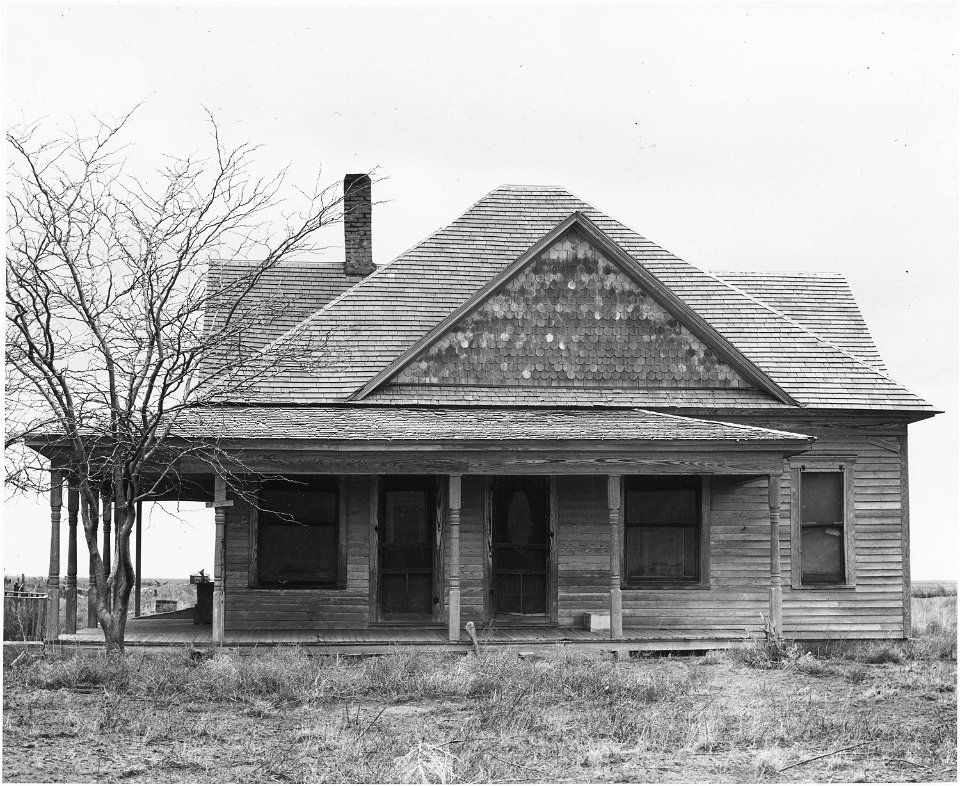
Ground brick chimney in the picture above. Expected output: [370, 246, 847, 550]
[343, 173, 374, 277]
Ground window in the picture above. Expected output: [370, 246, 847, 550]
[624, 477, 703, 585]
[256, 476, 342, 587]
[798, 471, 846, 584]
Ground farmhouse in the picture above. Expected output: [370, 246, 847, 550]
[50, 176, 936, 651]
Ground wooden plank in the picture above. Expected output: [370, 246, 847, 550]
[900, 435, 910, 638]
[548, 477, 559, 624]
[368, 475, 379, 624]
[178, 450, 793, 477]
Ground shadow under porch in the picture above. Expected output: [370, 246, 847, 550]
[59, 615, 755, 654]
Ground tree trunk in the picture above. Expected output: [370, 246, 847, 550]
[78, 479, 138, 653]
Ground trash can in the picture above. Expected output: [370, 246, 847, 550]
[193, 581, 213, 625]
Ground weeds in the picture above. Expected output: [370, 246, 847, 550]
[4, 612, 955, 783]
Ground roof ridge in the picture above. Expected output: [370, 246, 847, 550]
[649, 408, 811, 440]
[708, 270, 911, 388]
[710, 270, 846, 278]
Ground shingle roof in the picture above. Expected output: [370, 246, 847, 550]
[207, 259, 361, 351]
[170, 405, 813, 443]
[222, 186, 933, 413]
[364, 385, 785, 408]
[710, 271, 887, 372]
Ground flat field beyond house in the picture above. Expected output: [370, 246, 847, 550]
[3, 596, 956, 786]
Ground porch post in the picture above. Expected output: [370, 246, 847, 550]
[45, 470, 63, 644]
[607, 475, 623, 640]
[207, 475, 232, 644]
[101, 484, 112, 612]
[135, 500, 142, 617]
[87, 492, 98, 627]
[448, 474, 462, 643]
[768, 472, 783, 637]
[64, 481, 79, 634]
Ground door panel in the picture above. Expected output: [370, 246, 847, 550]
[492, 477, 550, 617]
[379, 478, 436, 618]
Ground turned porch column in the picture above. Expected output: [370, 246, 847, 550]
[64, 481, 79, 634]
[768, 472, 783, 637]
[607, 474, 623, 640]
[207, 475, 232, 644]
[448, 474, 462, 643]
[45, 470, 63, 644]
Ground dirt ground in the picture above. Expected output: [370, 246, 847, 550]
[2, 647, 955, 784]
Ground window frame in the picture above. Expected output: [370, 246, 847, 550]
[248, 475, 348, 590]
[790, 460, 856, 589]
[620, 476, 711, 590]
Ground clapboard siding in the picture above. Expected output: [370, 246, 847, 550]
[223, 476, 373, 631]
[556, 476, 610, 623]
[220, 412, 909, 640]
[719, 413, 908, 640]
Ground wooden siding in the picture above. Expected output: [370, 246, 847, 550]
[221, 415, 908, 640]
[725, 414, 907, 640]
[224, 476, 373, 631]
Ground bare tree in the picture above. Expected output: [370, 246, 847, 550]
[6, 108, 350, 651]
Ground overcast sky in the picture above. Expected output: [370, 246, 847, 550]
[3, 1, 957, 581]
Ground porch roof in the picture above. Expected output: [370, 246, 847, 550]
[169, 405, 813, 445]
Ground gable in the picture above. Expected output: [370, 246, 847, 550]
[395, 228, 751, 390]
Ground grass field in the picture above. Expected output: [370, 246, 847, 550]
[3, 593, 955, 784]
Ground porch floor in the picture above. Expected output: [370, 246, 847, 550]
[57, 615, 756, 654]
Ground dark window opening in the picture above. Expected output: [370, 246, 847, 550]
[624, 477, 701, 584]
[258, 477, 339, 587]
[800, 471, 845, 584]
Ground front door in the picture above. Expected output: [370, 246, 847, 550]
[492, 477, 550, 618]
[378, 477, 437, 619]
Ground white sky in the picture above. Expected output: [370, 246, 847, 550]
[3, 1, 957, 581]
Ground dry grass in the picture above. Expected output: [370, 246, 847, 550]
[3, 625, 955, 784]
[3, 583, 954, 782]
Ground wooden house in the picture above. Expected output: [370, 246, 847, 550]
[47, 176, 937, 651]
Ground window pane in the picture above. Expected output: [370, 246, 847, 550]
[496, 573, 546, 615]
[261, 481, 337, 527]
[259, 523, 337, 584]
[258, 477, 339, 585]
[493, 479, 549, 544]
[626, 481, 698, 525]
[496, 545, 547, 572]
[626, 525, 698, 580]
[384, 489, 430, 545]
[381, 574, 432, 614]
[380, 545, 432, 571]
[800, 472, 843, 525]
[801, 525, 844, 583]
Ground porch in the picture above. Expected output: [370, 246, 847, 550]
[58, 614, 755, 654]
[36, 406, 814, 648]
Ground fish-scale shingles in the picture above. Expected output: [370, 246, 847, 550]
[230, 185, 932, 411]
[171, 405, 811, 442]
[397, 228, 749, 389]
